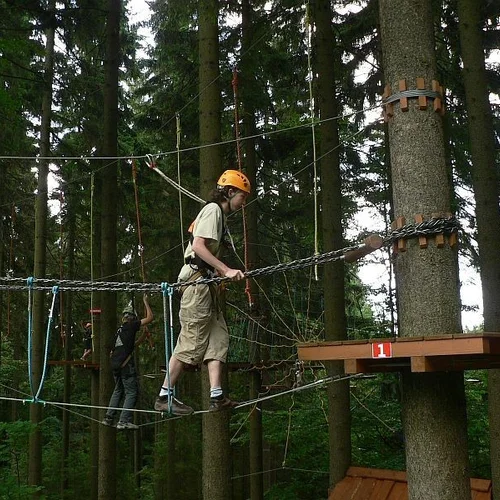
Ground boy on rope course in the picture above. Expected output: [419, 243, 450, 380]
[154, 169, 251, 416]
[102, 294, 153, 430]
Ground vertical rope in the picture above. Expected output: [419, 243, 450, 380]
[27, 277, 35, 396]
[59, 190, 65, 347]
[168, 286, 176, 398]
[161, 283, 173, 413]
[90, 173, 95, 352]
[176, 113, 186, 257]
[281, 393, 295, 467]
[132, 160, 154, 348]
[7, 203, 15, 337]
[306, 2, 319, 281]
[232, 68, 254, 308]
[34, 285, 59, 401]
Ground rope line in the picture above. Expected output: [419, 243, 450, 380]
[231, 465, 329, 480]
[0, 104, 380, 163]
[231, 68, 254, 309]
[0, 216, 460, 293]
[132, 161, 154, 348]
[0, 373, 361, 420]
[161, 283, 174, 412]
[175, 114, 186, 256]
[305, 1, 319, 282]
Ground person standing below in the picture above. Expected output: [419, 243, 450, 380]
[154, 170, 251, 416]
[80, 322, 93, 361]
[103, 294, 153, 430]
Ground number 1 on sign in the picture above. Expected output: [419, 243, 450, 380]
[372, 342, 392, 359]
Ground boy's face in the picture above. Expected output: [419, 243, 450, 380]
[229, 189, 248, 211]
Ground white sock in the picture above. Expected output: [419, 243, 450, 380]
[210, 386, 223, 399]
[159, 386, 173, 397]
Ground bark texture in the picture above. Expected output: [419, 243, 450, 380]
[456, 0, 500, 497]
[379, 1, 471, 499]
[312, 0, 351, 488]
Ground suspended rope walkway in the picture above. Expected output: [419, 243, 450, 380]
[0, 371, 361, 421]
[2, 216, 460, 421]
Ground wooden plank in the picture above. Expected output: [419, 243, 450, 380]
[470, 478, 492, 492]
[411, 355, 500, 372]
[298, 343, 372, 361]
[352, 478, 378, 500]
[391, 482, 408, 500]
[347, 467, 407, 482]
[345, 359, 370, 374]
[395, 336, 425, 342]
[369, 480, 396, 500]
[395, 336, 486, 356]
[329, 476, 363, 500]
[399, 79, 408, 112]
[411, 356, 434, 372]
[300, 335, 499, 362]
[472, 492, 491, 500]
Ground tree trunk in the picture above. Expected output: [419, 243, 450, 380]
[379, 1, 470, 499]
[61, 191, 75, 498]
[198, 1, 231, 498]
[98, 0, 120, 498]
[198, 0, 221, 200]
[29, 0, 55, 491]
[456, 0, 500, 497]
[241, 0, 263, 498]
[90, 175, 101, 500]
[311, 0, 351, 489]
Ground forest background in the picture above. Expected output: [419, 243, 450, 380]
[0, 0, 499, 499]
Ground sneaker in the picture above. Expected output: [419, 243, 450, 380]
[208, 395, 239, 412]
[117, 421, 139, 430]
[154, 395, 194, 416]
[101, 417, 116, 427]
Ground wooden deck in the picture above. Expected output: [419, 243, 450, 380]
[298, 333, 500, 373]
[329, 467, 491, 500]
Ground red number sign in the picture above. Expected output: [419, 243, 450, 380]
[371, 342, 393, 359]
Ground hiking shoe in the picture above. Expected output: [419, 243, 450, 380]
[117, 421, 139, 430]
[209, 395, 239, 412]
[101, 417, 116, 427]
[154, 395, 194, 415]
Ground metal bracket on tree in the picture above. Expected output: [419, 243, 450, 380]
[389, 213, 459, 253]
[382, 78, 445, 121]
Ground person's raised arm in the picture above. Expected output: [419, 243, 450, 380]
[140, 294, 154, 326]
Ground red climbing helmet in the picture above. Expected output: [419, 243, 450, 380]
[217, 170, 251, 194]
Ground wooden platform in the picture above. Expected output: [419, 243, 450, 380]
[298, 333, 500, 373]
[329, 467, 491, 500]
[48, 360, 99, 370]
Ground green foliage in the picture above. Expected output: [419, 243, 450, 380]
[0, 421, 41, 499]
[0, 0, 498, 498]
